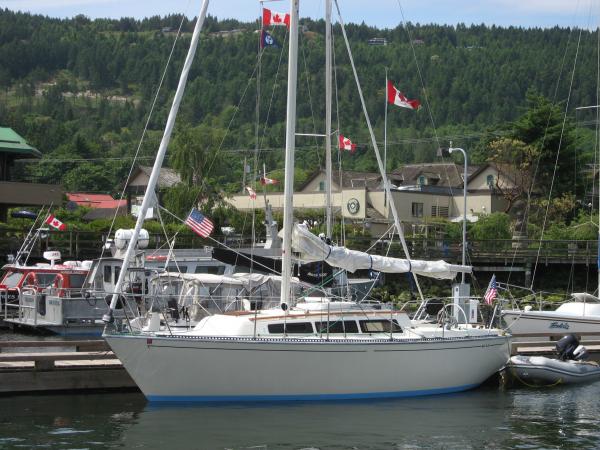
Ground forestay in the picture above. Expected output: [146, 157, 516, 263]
[292, 223, 471, 279]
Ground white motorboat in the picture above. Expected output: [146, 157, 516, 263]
[502, 293, 600, 337]
[103, 0, 510, 403]
[509, 334, 600, 386]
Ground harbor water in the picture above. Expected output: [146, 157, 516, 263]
[2, 383, 600, 449]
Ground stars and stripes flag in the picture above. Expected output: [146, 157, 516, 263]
[484, 274, 498, 305]
[246, 186, 257, 199]
[262, 8, 290, 29]
[260, 176, 279, 185]
[387, 80, 421, 110]
[185, 208, 214, 238]
[339, 135, 357, 152]
[45, 214, 67, 231]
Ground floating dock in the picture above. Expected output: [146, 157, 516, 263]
[0, 340, 138, 394]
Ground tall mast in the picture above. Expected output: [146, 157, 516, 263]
[280, 0, 299, 309]
[103, 0, 211, 323]
[324, 0, 333, 238]
[384, 67, 388, 208]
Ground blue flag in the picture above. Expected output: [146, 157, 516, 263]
[260, 29, 280, 49]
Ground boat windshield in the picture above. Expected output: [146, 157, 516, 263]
[35, 273, 59, 287]
[1, 271, 23, 288]
[69, 274, 87, 288]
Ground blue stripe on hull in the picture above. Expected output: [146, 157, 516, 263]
[146, 383, 480, 403]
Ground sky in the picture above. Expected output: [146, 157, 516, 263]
[1, 0, 599, 30]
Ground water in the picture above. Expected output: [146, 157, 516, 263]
[1, 384, 600, 449]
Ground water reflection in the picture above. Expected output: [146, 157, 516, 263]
[1, 384, 600, 449]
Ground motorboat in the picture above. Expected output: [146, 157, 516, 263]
[502, 293, 600, 337]
[509, 334, 600, 386]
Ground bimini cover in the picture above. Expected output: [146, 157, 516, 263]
[292, 223, 471, 280]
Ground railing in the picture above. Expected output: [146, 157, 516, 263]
[0, 227, 597, 265]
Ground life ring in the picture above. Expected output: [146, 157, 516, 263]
[53, 273, 65, 297]
[22, 272, 39, 291]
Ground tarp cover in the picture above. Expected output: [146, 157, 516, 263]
[292, 223, 471, 280]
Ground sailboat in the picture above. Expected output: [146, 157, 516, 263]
[103, 0, 510, 402]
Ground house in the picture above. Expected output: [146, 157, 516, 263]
[125, 166, 181, 218]
[368, 38, 387, 46]
[66, 193, 128, 221]
[0, 127, 64, 222]
[227, 163, 515, 236]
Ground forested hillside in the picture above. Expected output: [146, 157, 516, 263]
[0, 9, 597, 196]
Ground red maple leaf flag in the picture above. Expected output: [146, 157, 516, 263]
[45, 214, 67, 231]
[246, 186, 257, 199]
[338, 135, 357, 152]
[260, 176, 279, 185]
[387, 80, 421, 110]
[263, 8, 290, 29]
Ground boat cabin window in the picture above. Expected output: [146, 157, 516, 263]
[195, 266, 223, 275]
[114, 267, 120, 283]
[316, 320, 359, 334]
[35, 273, 58, 287]
[104, 266, 112, 283]
[359, 319, 402, 333]
[167, 265, 188, 273]
[1, 271, 23, 288]
[69, 274, 87, 289]
[268, 322, 314, 334]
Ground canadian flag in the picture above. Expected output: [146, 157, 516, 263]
[387, 80, 421, 110]
[260, 176, 279, 185]
[339, 135, 357, 152]
[246, 186, 257, 199]
[262, 8, 290, 28]
[45, 214, 67, 231]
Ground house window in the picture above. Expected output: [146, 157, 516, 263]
[418, 175, 426, 186]
[318, 181, 325, 191]
[486, 174, 494, 187]
[412, 202, 424, 218]
[431, 206, 449, 218]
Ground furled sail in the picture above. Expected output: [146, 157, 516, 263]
[292, 223, 471, 280]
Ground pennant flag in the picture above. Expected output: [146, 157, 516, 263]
[185, 208, 214, 238]
[260, 29, 280, 49]
[484, 274, 498, 305]
[45, 214, 67, 231]
[262, 8, 290, 29]
[260, 176, 279, 185]
[338, 135, 357, 153]
[387, 80, 421, 110]
[246, 186, 257, 199]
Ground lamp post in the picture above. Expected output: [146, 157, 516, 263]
[449, 142, 468, 284]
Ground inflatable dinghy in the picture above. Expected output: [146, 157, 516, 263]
[510, 334, 600, 386]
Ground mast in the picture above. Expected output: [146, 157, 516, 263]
[384, 67, 388, 208]
[103, 0, 210, 323]
[324, 0, 333, 238]
[280, 0, 299, 309]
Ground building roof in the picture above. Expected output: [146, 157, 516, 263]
[82, 205, 128, 220]
[137, 166, 181, 188]
[0, 127, 42, 158]
[67, 193, 127, 209]
[393, 163, 481, 189]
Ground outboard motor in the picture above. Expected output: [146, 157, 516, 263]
[556, 334, 588, 361]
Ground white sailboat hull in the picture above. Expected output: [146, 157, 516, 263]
[104, 333, 510, 402]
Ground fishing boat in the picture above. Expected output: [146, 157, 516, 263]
[509, 334, 600, 386]
[103, 0, 510, 402]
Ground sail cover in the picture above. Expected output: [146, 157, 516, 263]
[292, 223, 471, 280]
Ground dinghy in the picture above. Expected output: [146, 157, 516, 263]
[509, 334, 600, 386]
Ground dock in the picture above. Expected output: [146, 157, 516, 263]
[0, 340, 138, 394]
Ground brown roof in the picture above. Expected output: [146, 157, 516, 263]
[393, 163, 481, 188]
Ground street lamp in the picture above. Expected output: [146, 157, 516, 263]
[438, 144, 468, 283]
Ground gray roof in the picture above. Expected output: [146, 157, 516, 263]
[138, 166, 181, 188]
[392, 163, 481, 188]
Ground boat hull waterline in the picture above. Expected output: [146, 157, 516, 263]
[104, 333, 510, 402]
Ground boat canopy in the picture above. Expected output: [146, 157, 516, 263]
[292, 223, 471, 280]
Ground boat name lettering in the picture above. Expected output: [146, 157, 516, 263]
[549, 321, 570, 330]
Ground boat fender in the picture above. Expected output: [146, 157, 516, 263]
[556, 334, 580, 361]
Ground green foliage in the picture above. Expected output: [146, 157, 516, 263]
[469, 213, 511, 240]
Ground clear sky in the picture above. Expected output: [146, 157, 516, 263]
[1, 0, 598, 29]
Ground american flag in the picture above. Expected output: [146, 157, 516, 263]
[185, 208, 214, 238]
[484, 274, 498, 305]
